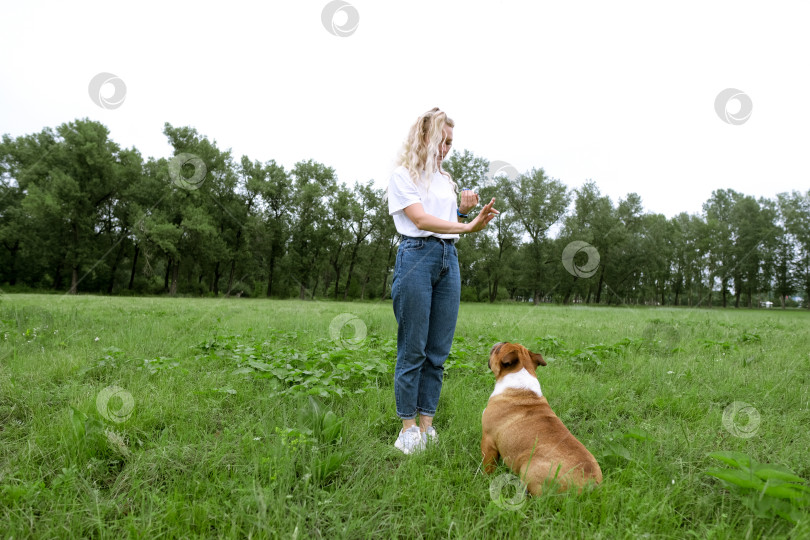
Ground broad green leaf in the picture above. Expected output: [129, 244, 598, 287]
[603, 440, 632, 461]
[749, 496, 777, 518]
[776, 504, 809, 524]
[321, 412, 342, 444]
[623, 428, 653, 442]
[764, 483, 810, 501]
[307, 387, 329, 398]
[705, 468, 764, 489]
[247, 360, 272, 371]
[707, 451, 753, 470]
[753, 464, 805, 483]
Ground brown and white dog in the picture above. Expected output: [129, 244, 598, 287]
[481, 342, 602, 495]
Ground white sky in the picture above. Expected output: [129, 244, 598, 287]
[2, 0, 808, 218]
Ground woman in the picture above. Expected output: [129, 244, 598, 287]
[387, 107, 499, 454]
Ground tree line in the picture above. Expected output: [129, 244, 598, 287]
[1, 118, 808, 308]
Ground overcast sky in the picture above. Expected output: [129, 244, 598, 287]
[2, 0, 809, 218]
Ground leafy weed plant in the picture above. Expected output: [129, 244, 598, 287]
[706, 451, 810, 524]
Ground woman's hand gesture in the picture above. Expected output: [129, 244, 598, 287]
[466, 198, 499, 233]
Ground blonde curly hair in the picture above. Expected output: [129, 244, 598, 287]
[396, 107, 457, 193]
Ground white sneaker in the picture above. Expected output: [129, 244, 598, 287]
[422, 426, 438, 444]
[394, 426, 425, 455]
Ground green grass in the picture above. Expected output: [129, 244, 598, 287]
[1, 293, 810, 538]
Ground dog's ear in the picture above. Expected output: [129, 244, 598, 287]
[488, 353, 499, 377]
[491, 350, 520, 378]
[530, 351, 547, 367]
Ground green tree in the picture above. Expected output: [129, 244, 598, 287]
[728, 193, 775, 307]
[669, 212, 703, 306]
[343, 181, 383, 300]
[247, 159, 292, 297]
[778, 190, 810, 307]
[6, 120, 132, 293]
[370, 195, 399, 300]
[501, 168, 569, 304]
[0, 138, 27, 285]
[160, 123, 231, 296]
[481, 176, 522, 302]
[98, 147, 145, 294]
[638, 213, 673, 305]
[559, 182, 615, 305]
[289, 160, 337, 299]
[703, 190, 736, 307]
[771, 223, 795, 308]
[605, 193, 644, 305]
[444, 150, 495, 300]
[324, 183, 353, 299]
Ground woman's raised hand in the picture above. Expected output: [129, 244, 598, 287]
[459, 189, 479, 214]
[466, 198, 499, 233]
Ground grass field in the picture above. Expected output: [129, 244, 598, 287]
[1, 293, 809, 539]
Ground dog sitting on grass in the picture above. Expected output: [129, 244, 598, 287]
[481, 342, 602, 495]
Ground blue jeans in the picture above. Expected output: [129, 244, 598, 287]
[391, 235, 461, 419]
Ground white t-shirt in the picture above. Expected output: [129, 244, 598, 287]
[387, 165, 459, 239]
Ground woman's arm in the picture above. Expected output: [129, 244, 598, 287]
[403, 198, 499, 235]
